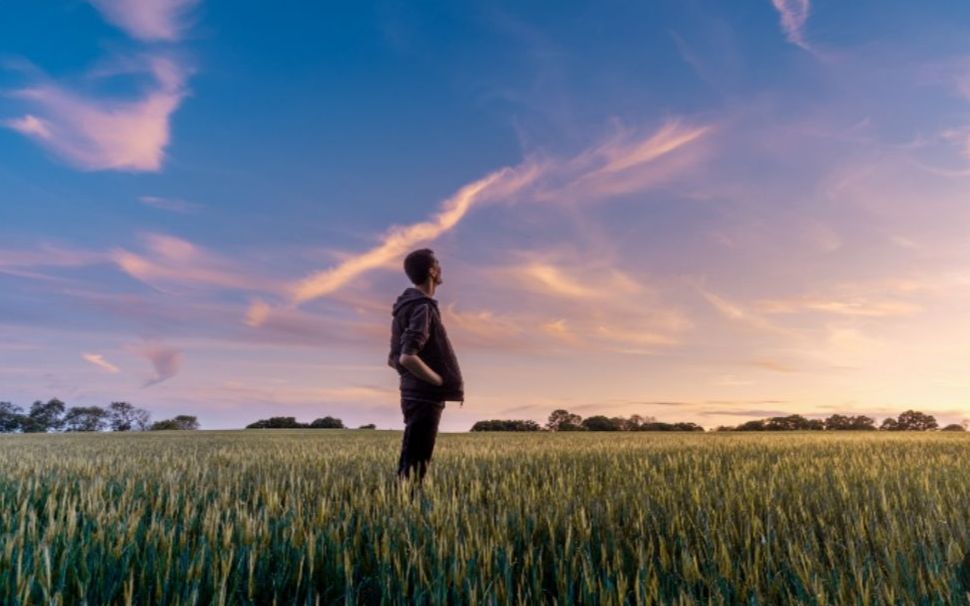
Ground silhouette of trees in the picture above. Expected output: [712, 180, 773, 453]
[23, 399, 67, 433]
[546, 409, 583, 431]
[0, 402, 24, 432]
[635, 421, 704, 432]
[823, 414, 876, 430]
[717, 410, 947, 431]
[581, 415, 622, 431]
[941, 424, 966, 432]
[245, 415, 346, 429]
[471, 419, 542, 431]
[879, 410, 937, 431]
[475, 409, 704, 432]
[63, 406, 110, 432]
[895, 410, 938, 431]
[150, 415, 199, 431]
[0, 399, 156, 433]
[358, 424, 377, 429]
[309, 416, 345, 429]
[109, 402, 152, 431]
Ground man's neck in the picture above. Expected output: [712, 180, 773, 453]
[416, 282, 436, 298]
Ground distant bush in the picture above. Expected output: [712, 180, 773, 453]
[150, 415, 199, 431]
[358, 424, 377, 429]
[309, 416, 345, 429]
[245, 416, 347, 429]
[246, 416, 304, 429]
[470, 420, 542, 432]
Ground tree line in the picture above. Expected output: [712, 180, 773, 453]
[714, 410, 965, 432]
[245, 416, 376, 429]
[0, 399, 198, 433]
[471, 409, 704, 432]
[472, 408, 968, 433]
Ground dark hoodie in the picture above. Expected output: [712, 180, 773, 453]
[388, 287, 464, 404]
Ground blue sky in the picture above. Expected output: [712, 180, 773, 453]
[4, 0, 970, 431]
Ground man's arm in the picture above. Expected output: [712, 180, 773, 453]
[398, 353, 443, 386]
[397, 302, 443, 385]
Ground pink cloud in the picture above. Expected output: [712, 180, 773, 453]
[771, 0, 811, 50]
[87, 0, 199, 42]
[111, 233, 280, 292]
[283, 164, 543, 307]
[131, 343, 182, 387]
[81, 352, 120, 374]
[5, 57, 188, 172]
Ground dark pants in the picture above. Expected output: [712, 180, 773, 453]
[397, 397, 444, 483]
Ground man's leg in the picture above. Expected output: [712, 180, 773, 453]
[397, 398, 444, 483]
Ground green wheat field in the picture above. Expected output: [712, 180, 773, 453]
[3, 430, 970, 605]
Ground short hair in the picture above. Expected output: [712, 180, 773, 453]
[403, 249, 436, 285]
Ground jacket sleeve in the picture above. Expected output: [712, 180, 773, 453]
[400, 303, 431, 355]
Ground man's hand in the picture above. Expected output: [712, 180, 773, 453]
[398, 353, 444, 386]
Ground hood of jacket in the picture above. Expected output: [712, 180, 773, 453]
[392, 287, 437, 317]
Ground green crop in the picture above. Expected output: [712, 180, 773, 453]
[2, 430, 970, 604]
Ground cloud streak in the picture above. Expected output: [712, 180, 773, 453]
[87, 0, 199, 41]
[771, 0, 811, 50]
[286, 165, 542, 306]
[81, 352, 120, 373]
[138, 196, 201, 214]
[112, 233, 279, 292]
[5, 56, 189, 172]
[132, 343, 182, 387]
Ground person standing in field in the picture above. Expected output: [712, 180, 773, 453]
[388, 248, 464, 486]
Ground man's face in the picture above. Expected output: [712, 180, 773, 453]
[431, 259, 443, 285]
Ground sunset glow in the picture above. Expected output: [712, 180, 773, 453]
[3, 1, 970, 430]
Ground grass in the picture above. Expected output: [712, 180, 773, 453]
[2, 429, 970, 604]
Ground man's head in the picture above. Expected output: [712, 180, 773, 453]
[404, 248, 442, 287]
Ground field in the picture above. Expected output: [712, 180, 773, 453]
[2, 430, 970, 605]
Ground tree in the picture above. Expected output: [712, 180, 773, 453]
[109, 402, 151, 431]
[895, 410, 937, 431]
[470, 419, 542, 431]
[358, 424, 377, 429]
[581, 415, 622, 431]
[546, 409, 583, 431]
[824, 414, 852, 430]
[63, 406, 110, 432]
[0, 402, 25, 433]
[764, 414, 822, 431]
[735, 419, 767, 431]
[150, 415, 200, 431]
[848, 415, 876, 430]
[880, 417, 900, 431]
[245, 416, 305, 429]
[172, 415, 199, 430]
[941, 424, 966, 432]
[309, 416, 345, 429]
[25, 399, 66, 432]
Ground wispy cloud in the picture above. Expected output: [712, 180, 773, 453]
[131, 343, 182, 387]
[285, 165, 542, 307]
[5, 56, 189, 172]
[81, 352, 120, 373]
[262, 118, 712, 323]
[770, 0, 811, 50]
[87, 0, 199, 42]
[112, 233, 278, 292]
[757, 296, 921, 317]
[0, 244, 109, 269]
[138, 195, 201, 214]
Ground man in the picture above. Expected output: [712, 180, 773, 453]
[388, 248, 464, 486]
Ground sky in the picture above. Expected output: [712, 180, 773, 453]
[3, 1, 970, 431]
